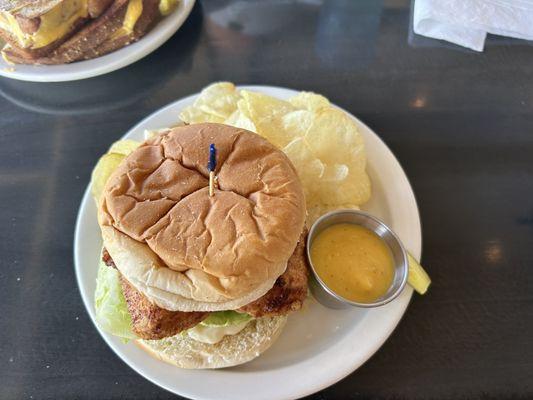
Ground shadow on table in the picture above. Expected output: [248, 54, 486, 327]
[0, 1, 203, 115]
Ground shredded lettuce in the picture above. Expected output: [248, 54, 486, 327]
[200, 311, 252, 327]
[94, 261, 137, 340]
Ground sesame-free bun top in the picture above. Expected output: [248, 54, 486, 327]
[98, 123, 306, 312]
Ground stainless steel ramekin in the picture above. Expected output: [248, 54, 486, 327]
[306, 210, 408, 309]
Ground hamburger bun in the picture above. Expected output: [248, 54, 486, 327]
[98, 123, 306, 312]
[137, 316, 287, 369]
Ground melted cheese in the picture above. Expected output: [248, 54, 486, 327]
[111, 0, 143, 39]
[159, 0, 178, 16]
[122, 0, 143, 33]
[115, 0, 177, 38]
[114, 0, 178, 39]
[1, 0, 175, 51]
[0, 0, 88, 49]
[187, 320, 250, 344]
[0, 12, 28, 46]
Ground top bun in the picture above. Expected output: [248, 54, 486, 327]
[98, 123, 306, 312]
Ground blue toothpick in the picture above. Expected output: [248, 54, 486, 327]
[208, 144, 217, 196]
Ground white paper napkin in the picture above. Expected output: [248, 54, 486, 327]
[413, 0, 533, 51]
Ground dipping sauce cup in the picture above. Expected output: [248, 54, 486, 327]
[306, 210, 408, 309]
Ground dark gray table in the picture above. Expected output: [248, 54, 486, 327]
[2, 1, 533, 399]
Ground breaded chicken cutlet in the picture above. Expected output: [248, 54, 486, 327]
[101, 232, 308, 340]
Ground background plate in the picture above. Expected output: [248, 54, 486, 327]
[0, 0, 195, 82]
[74, 85, 421, 400]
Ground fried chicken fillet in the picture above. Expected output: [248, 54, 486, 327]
[238, 232, 308, 317]
[102, 249, 208, 340]
[101, 231, 308, 340]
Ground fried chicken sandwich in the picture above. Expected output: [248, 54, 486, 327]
[94, 123, 309, 368]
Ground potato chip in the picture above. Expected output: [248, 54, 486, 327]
[91, 153, 125, 203]
[108, 139, 141, 156]
[240, 90, 296, 148]
[346, 141, 367, 171]
[283, 138, 324, 178]
[304, 108, 363, 164]
[322, 163, 349, 181]
[288, 91, 330, 112]
[281, 109, 315, 137]
[316, 171, 371, 205]
[224, 109, 257, 132]
[283, 137, 324, 199]
[195, 82, 241, 119]
[179, 106, 225, 125]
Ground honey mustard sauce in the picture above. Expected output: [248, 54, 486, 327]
[310, 223, 394, 303]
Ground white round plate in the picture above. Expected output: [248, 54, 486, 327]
[0, 0, 195, 82]
[74, 85, 422, 400]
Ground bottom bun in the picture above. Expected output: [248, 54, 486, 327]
[137, 316, 287, 369]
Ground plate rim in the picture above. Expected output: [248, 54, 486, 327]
[74, 84, 422, 400]
[0, 0, 196, 82]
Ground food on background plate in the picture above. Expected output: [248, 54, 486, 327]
[90, 83, 431, 368]
[0, 0, 179, 65]
[93, 123, 308, 368]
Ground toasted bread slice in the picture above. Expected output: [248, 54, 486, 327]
[2, 0, 161, 65]
[0, 16, 89, 60]
[0, 0, 114, 60]
[88, 0, 114, 17]
[0, 0, 112, 22]
[14, 14, 40, 34]
[81, 0, 160, 61]
[38, 0, 131, 64]
[0, 0, 65, 18]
